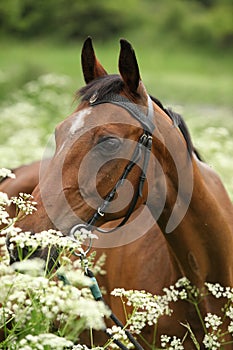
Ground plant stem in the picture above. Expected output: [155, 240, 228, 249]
[193, 302, 207, 333]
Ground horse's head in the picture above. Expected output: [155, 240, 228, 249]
[8, 38, 193, 264]
[7, 38, 195, 268]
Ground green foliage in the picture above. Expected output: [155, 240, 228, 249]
[0, 0, 134, 41]
[0, 0, 232, 49]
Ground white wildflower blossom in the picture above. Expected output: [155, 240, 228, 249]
[0, 206, 11, 225]
[11, 192, 37, 215]
[161, 334, 184, 349]
[18, 333, 74, 349]
[111, 288, 172, 333]
[228, 320, 233, 334]
[57, 265, 91, 287]
[170, 336, 184, 350]
[107, 325, 127, 341]
[38, 73, 71, 88]
[105, 325, 134, 349]
[72, 345, 103, 350]
[12, 258, 45, 277]
[7, 228, 84, 255]
[0, 168, 16, 179]
[0, 262, 14, 276]
[163, 285, 180, 302]
[204, 313, 222, 331]
[223, 286, 233, 300]
[161, 334, 171, 347]
[226, 305, 233, 320]
[0, 260, 110, 342]
[0, 191, 11, 206]
[72, 227, 98, 241]
[205, 282, 225, 298]
[203, 333, 221, 349]
[111, 288, 126, 297]
[175, 277, 191, 288]
[91, 253, 107, 276]
[0, 191, 12, 225]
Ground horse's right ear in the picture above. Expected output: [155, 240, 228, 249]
[81, 37, 108, 84]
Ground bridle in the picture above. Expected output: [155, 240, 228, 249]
[65, 93, 155, 350]
[69, 92, 155, 243]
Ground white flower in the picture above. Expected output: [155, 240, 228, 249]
[226, 305, 233, 320]
[11, 192, 37, 215]
[72, 345, 102, 350]
[0, 191, 11, 206]
[12, 258, 45, 277]
[0, 168, 16, 179]
[223, 287, 233, 300]
[161, 334, 171, 347]
[19, 333, 74, 349]
[205, 282, 225, 298]
[204, 313, 222, 331]
[228, 320, 233, 334]
[203, 333, 220, 349]
[161, 334, 184, 349]
[0, 205, 11, 225]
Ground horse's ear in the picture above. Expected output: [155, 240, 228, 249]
[119, 39, 140, 93]
[81, 37, 108, 84]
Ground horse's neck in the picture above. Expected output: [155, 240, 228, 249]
[155, 157, 233, 289]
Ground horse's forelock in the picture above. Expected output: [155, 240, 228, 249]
[77, 75, 124, 102]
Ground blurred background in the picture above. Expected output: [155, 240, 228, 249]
[0, 0, 232, 198]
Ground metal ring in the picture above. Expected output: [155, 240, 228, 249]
[97, 207, 105, 217]
[69, 223, 93, 257]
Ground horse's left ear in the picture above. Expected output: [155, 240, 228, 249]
[119, 39, 140, 93]
[81, 37, 108, 84]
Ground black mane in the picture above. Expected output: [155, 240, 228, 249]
[78, 75, 124, 102]
[78, 75, 200, 159]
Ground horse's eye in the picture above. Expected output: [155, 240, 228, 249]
[97, 137, 121, 154]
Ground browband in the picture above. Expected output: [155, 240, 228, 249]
[89, 93, 155, 134]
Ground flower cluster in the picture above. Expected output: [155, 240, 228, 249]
[110, 278, 233, 349]
[0, 73, 72, 168]
[204, 313, 222, 331]
[205, 282, 233, 300]
[203, 334, 221, 350]
[15, 333, 74, 350]
[111, 288, 172, 339]
[11, 192, 37, 216]
[105, 325, 134, 349]
[161, 335, 184, 350]
[0, 184, 110, 348]
[0, 168, 14, 227]
[0, 253, 110, 348]
[0, 191, 11, 226]
[0, 184, 37, 228]
[0, 168, 16, 180]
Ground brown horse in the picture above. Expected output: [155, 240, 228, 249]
[3, 38, 233, 348]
